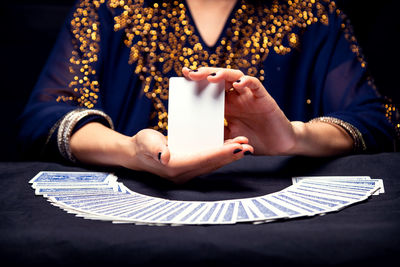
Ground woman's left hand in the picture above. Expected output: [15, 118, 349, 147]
[182, 67, 298, 155]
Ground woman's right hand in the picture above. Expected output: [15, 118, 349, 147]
[70, 122, 253, 183]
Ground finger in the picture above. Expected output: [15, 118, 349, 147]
[241, 144, 254, 155]
[165, 143, 246, 183]
[233, 76, 268, 98]
[159, 146, 170, 165]
[177, 143, 248, 171]
[207, 68, 244, 84]
[182, 67, 191, 79]
[135, 129, 169, 164]
[194, 142, 254, 172]
[184, 67, 222, 81]
[224, 136, 249, 145]
[229, 77, 249, 95]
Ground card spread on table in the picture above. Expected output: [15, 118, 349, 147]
[30, 172, 384, 226]
[167, 77, 225, 155]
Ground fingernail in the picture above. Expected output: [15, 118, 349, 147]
[209, 72, 216, 76]
[235, 79, 241, 83]
[233, 148, 242, 154]
[158, 152, 162, 162]
[244, 151, 253, 155]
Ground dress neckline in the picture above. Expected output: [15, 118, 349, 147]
[183, 0, 242, 51]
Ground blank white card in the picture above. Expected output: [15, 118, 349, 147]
[168, 77, 225, 155]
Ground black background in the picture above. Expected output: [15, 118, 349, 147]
[1, 0, 399, 161]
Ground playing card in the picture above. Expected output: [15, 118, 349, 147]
[243, 198, 287, 222]
[292, 176, 384, 195]
[30, 171, 385, 226]
[168, 77, 225, 155]
[30, 171, 114, 184]
[218, 201, 239, 224]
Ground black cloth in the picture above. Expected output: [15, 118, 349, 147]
[1, 153, 400, 266]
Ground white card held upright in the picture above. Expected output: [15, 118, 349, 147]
[168, 77, 225, 155]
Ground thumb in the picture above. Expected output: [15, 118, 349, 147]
[135, 129, 170, 165]
[158, 143, 170, 165]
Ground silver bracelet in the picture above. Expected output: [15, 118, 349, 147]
[57, 109, 114, 162]
[309, 116, 367, 152]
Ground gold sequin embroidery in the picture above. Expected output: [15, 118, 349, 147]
[60, 0, 397, 138]
[56, 0, 105, 108]
[109, 0, 333, 132]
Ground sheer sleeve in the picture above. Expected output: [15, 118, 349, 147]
[17, 1, 113, 160]
[314, 6, 396, 152]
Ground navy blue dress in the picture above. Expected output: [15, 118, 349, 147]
[18, 0, 398, 160]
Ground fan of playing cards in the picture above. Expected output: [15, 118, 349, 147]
[29, 172, 384, 225]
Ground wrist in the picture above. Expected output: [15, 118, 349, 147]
[57, 109, 114, 163]
[117, 135, 142, 169]
[284, 121, 307, 155]
[107, 134, 136, 168]
[70, 122, 134, 167]
[286, 120, 354, 156]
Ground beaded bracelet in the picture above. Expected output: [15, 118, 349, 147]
[57, 109, 114, 162]
[309, 116, 366, 152]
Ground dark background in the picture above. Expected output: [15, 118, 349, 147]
[0, 0, 399, 161]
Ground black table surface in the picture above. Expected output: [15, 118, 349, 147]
[1, 153, 399, 267]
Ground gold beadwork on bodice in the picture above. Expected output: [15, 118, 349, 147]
[109, 0, 333, 131]
[59, 0, 399, 135]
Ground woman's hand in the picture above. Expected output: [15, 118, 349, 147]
[183, 67, 297, 155]
[182, 67, 353, 156]
[70, 122, 253, 183]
